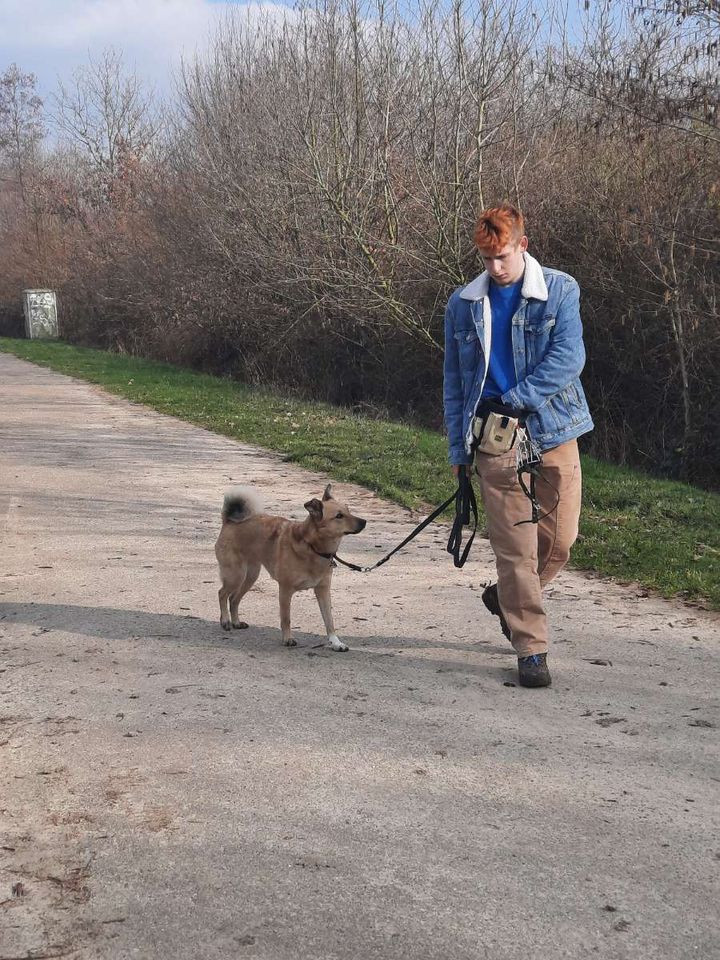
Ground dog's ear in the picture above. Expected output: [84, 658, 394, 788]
[304, 498, 324, 521]
[322, 484, 333, 501]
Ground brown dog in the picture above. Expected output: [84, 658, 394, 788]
[214, 484, 366, 651]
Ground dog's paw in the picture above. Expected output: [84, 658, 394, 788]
[328, 634, 349, 652]
[232, 621, 249, 630]
[283, 638, 297, 647]
[220, 620, 232, 631]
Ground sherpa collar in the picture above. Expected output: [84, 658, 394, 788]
[458, 252, 548, 302]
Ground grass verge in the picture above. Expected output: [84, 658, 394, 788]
[2, 337, 719, 609]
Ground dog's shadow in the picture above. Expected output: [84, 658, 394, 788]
[0, 601, 515, 681]
[1, 600, 259, 647]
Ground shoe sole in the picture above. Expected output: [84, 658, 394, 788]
[518, 675, 552, 688]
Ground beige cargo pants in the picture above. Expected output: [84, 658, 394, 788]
[473, 439, 582, 656]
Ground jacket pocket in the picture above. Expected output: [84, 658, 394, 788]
[534, 387, 584, 439]
[524, 314, 556, 335]
[566, 382, 584, 410]
[524, 314, 555, 365]
[454, 328, 479, 369]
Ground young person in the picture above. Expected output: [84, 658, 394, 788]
[443, 204, 593, 687]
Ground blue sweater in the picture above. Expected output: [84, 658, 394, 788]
[482, 279, 522, 399]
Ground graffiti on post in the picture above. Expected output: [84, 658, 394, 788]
[22, 290, 59, 339]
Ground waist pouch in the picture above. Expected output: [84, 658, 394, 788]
[472, 400, 525, 457]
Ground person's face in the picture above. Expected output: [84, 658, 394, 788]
[479, 236, 528, 286]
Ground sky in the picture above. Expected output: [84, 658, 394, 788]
[0, 0, 589, 109]
[0, 0, 294, 103]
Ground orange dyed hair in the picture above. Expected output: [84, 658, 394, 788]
[474, 203, 525, 254]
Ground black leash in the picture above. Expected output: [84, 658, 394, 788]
[325, 473, 478, 573]
[517, 467, 541, 525]
[446, 470, 479, 568]
[513, 426, 560, 527]
[515, 465, 560, 526]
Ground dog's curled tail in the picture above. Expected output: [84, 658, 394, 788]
[221, 487, 263, 524]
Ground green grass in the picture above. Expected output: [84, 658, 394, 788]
[2, 336, 719, 609]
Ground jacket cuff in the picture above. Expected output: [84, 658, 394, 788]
[449, 446, 471, 465]
[502, 387, 537, 412]
[502, 388, 522, 409]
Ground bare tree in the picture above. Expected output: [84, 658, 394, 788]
[53, 48, 157, 207]
[1, 0, 717, 482]
[0, 64, 45, 207]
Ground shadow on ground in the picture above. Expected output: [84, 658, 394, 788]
[0, 600, 515, 678]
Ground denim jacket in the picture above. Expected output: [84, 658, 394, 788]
[443, 253, 593, 463]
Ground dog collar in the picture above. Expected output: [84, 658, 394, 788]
[305, 541, 337, 566]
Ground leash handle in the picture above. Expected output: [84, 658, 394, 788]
[446, 471, 478, 568]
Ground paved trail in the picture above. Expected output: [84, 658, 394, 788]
[1, 353, 718, 960]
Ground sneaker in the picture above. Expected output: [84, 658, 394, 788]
[518, 653, 552, 688]
[481, 583, 511, 641]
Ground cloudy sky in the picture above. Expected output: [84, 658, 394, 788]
[0, 0, 292, 101]
[1, 0, 591, 111]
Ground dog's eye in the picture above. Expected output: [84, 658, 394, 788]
[335, 512, 344, 519]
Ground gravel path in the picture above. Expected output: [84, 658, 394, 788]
[1, 352, 718, 959]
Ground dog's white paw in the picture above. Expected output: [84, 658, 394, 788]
[328, 634, 349, 652]
[221, 620, 232, 631]
[232, 621, 249, 630]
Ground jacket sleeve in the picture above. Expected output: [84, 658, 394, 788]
[443, 294, 471, 465]
[501, 279, 586, 412]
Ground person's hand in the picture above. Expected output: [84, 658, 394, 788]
[451, 464, 468, 478]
